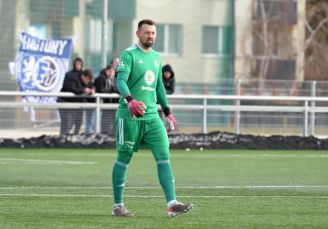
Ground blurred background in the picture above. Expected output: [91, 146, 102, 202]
[1, 0, 328, 138]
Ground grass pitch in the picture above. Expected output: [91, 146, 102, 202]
[0, 149, 328, 229]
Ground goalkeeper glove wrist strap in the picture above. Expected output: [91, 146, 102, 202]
[124, 95, 134, 104]
[162, 107, 171, 116]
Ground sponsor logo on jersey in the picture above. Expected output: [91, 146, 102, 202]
[144, 70, 155, 85]
[138, 59, 144, 64]
[141, 86, 155, 91]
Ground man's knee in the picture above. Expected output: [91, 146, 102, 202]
[116, 150, 133, 165]
[151, 147, 170, 162]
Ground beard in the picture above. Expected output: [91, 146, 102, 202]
[142, 39, 154, 48]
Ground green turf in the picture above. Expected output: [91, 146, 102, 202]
[0, 149, 328, 229]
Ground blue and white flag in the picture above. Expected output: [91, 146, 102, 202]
[15, 32, 73, 103]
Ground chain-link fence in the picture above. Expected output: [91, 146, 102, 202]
[1, 0, 237, 89]
[1, 0, 328, 139]
[1, 0, 325, 95]
[1, 92, 328, 139]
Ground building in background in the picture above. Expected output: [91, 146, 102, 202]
[0, 0, 234, 90]
[2, 0, 328, 138]
[0, 0, 307, 91]
[235, 0, 305, 82]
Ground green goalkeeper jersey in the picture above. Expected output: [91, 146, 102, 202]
[116, 44, 169, 120]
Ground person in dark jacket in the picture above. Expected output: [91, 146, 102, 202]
[58, 58, 84, 102]
[57, 64, 94, 135]
[94, 64, 119, 134]
[162, 64, 175, 95]
[158, 64, 176, 122]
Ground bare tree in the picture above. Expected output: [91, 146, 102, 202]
[304, 0, 328, 81]
[249, 0, 297, 92]
[256, 2, 271, 87]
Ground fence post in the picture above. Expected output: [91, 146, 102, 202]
[101, 0, 108, 67]
[310, 81, 316, 136]
[303, 100, 308, 137]
[235, 79, 241, 134]
[95, 96, 101, 133]
[202, 98, 207, 134]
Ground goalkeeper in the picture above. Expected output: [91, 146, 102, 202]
[111, 19, 193, 217]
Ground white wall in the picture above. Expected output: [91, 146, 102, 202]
[135, 0, 229, 83]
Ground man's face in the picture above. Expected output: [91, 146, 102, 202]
[75, 61, 83, 71]
[136, 24, 156, 49]
[163, 71, 172, 79]
[105, 68, 115, 78]
[81, 74, 90, 85]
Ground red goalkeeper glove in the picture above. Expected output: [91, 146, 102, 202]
[165, 114, 176, 132]
[125, 96, 146, 117]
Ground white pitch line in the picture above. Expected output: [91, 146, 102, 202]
[0, 153, 117, 157]
[0, 158, 97, 165]
[0, 185, 328, 190]
[0, 193, 328, 199]
[1, 153, 328, 158]
[172, 154, 328, 159]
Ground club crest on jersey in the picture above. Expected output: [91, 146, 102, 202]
[144, 70, 155, 85]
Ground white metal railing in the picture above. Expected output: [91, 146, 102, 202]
[1, 91, 328, 137]
[167, 94, 328, 136]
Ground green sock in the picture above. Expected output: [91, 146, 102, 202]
[112, 160, 127, 204]
[157, 160, 176, 203]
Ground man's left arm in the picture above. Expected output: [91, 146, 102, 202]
[157, 76, 169, 109]
[156, 74, 176, 132]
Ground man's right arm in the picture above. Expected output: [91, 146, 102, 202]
[116, 72, 131, 97]
[117, 72, 145, 117]
[116, 54, 145, 117]
[116, 52, 133, 97]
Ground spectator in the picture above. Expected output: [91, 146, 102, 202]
[84, 78, 96, 135]
[57, 66, 94, 135]
[162, 64, 175, 95]
[159, 64, 176, 121]
[94, 64, 119, 134]
[57, 57, 83, 135]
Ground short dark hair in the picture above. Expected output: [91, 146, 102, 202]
[138, 19, 156, 30]
[75, 57, 83, 63]
[81, 69, 93, 80]
[105, 64, 115, 70]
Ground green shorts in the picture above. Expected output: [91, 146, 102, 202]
[116, 116, 169, 152]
